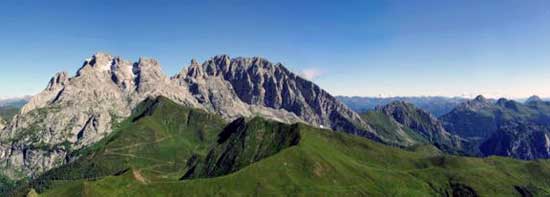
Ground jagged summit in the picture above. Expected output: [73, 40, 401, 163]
[46, 71, 69, 91]
[179, 54, 371, 134]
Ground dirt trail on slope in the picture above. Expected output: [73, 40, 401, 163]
[133, 169, 148, 184]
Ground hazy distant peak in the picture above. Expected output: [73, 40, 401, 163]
[473, 95, 487, 102]
[526, 95, 543, 103]
[496, 98, 508, 105]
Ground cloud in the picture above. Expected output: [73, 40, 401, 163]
[299, 68, 324, 81]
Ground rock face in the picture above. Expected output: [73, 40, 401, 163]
[0, 53, 373, 179]
[480, 123, 550, 160]
[375, 101, 464, 152]
[173, 55, 374, 137]
[171, 58, 303, 124]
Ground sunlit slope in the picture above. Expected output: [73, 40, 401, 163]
[12, 96, 226, 196]
[39, 115, 550, 196]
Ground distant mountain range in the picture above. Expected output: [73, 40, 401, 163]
[1, 53, 550, 196]
[337, 96, 468, 116]
[337, 95, 549, 117]
[0, 96, 31, 108]
[351, 94, 550, 160]
[0, 97, 29, 130]
[441, 95, 550, 159]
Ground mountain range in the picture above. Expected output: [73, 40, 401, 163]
[337, 96, 468, 116]
[441, 95, 550, 159]
[1, 53, 550, 196]
[0, 53, 375, 180]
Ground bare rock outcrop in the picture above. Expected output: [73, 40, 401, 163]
[174, 55, 376, 137]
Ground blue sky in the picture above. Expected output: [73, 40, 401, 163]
[1, 0, 549, 98]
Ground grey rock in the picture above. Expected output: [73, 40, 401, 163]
[174, 55, 375, 137]
[480, 123, 550, 160]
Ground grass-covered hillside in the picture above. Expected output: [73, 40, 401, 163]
[7, 97, 550, 196]
[6, 96, 226, 196]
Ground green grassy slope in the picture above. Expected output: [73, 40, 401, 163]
[10, 97, 550, 196]
[39, 119, 550, 196]
[8, 96, 226, 196]
[361, 111, 427, 146]
[183, 117, 301, 179]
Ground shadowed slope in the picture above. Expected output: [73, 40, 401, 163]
[182, 117, 301, 179]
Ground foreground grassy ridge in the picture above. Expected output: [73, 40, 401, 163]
[40, 120, 550, 196]
[10, 97, 226, 195]
[184, 117, 301, 179]
[8, 96, 549, 196]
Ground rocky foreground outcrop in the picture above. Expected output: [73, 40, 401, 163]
[0, 53, 374, 179]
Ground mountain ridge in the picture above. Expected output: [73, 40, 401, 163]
[441, 95, 550, 159]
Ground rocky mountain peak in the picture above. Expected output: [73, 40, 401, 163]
[374, 101, 464, 151]
[77, 52, 115, 75]
[46, 71, 69, 91]
[190, 59, 199, 66]
[134, 57, 165, 80]
[183, 59, 205, 79]
[377, 101, 438, 124]
[458, 94, 493, 110]
[192, 55, 369, 132]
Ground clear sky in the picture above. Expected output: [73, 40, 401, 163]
[1, 0, 549, 99]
